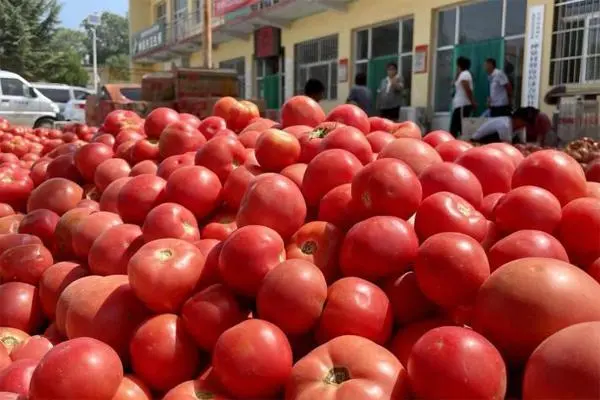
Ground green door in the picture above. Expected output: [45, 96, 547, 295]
[453, 38, 504, 116]
[367, 55, 399, 106]
[263, 74, 280, 110]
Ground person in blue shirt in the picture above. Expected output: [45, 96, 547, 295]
[347, 73, 372, 115]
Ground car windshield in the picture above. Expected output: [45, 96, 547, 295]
[74, 91, 91, 100]
[120, 88, 142, 101]
[37, 88, 70, 103]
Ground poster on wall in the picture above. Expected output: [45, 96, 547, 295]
[338, 59, 349, 83]
[413, 45, 428, 74]
[522, 4, 545, 109]
[214, 0, 258, 17]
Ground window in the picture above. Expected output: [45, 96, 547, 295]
[353, 18, 414, 106]
[255, 56, 283, 104]
[220, 57, 246, 98]
[1, 79, 28, 97]
[194, 0, 202, 24]
[74, 90, 91, 100]
[120, 88, 142, 101]
[433, 1, 527, 112]
[550, 0, 600, 84]
[172, 0, 188, 40]
[294, 35, 338, 100]
[37, 88, 71, 103]
[155, 1, 166, 25]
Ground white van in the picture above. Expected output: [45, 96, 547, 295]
[32, 83, 92, 115]
[0, 70, 60, 128]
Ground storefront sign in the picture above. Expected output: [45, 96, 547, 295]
[254, 26, 281, 59]
[338, 59, 348, 83]
[522, 5, 545, 108]
[131, 23, 166, 56]
[215, 0, 259, 17]
[413, 45, 428, 74]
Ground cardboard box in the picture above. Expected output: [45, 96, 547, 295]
[142, 72, 176, 102]
[175, 68, 239, 99]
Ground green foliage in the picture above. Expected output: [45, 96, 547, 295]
[82, 12, 130, 65]
[106, 54, 131, 82]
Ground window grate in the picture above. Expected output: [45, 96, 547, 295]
[294, 35, 339, 100]
[219, 57, 246, 98]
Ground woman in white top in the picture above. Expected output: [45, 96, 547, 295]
[450, 57, 477, 138]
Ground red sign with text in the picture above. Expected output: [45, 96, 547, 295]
[214, 0, 258, 16]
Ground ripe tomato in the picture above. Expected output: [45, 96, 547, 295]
[27, 178, 83, 216]
[255, 129, 301, 172]
[0, 167, 34, 210]
[74, 143, 114, 182]
[286, 335, 409, 399]
[0, 328, 29, 355]
[494, 186, 562, 234]
[383, 271, 438, 325]
[0, 282, 44, 334]
[472, 258, 600, 365]
[378, 138, 442, 176]
[144, 107, 180, 139]
[488, 230, 569, 272]
[111, 375, 152, 400]
[485, 142, 524, 167]
[257, 260, 327, 335]
[368, 116, 395, 132]
[420, 162, 483, 209]
[391, 121, 422, 139]
[46, 154, 82, 182]
[72, 211, 123, 259]
[479, 192, 504, 219]
[408, 327, 506, 399]
[456, 146, 516, 195]
[94, 159, 132, 192]
[165, 165, 222, 220]
[523, 322, 600, 399]
[0, 359, 37, 397]
[280, 163, 307, 188]
[98, 177, 131, 214]
[318, 183, 365, 231]
[195, 136, 247, 183]
[128, 238, 205, 313]
[0, 244, 53, 285]
[116, 174, 166, 224]
[340, 216, 418, 281]
[157, 153, 195, 180]
[320, 125, 373, 164]
[237, 174, 307, 240]
[38, 262, 88, 320]
[423, 130, 454, 148]
[0, 215, 23, 235]
[587, 181, 600, 200]
[213, 319, 293, 399]
[0, 345, 9, 372]
[16, 210, 57, 252]
[158, 121, 206, 159]
[415, 232, 490, 309]
[389, 317, 451, 366]
[414, 191, 488, 242]
[325, 104, 370, 134]
[558, 197, 600, 268]
[512, 149, 587, 206]
[201, 212, 237, 241]
[9, 335, 52, 362]
[213, 98, 259, 132]
[366, 130, 395, 153]
[29, 337, 123, 400]
[163, 377, 228, 400]
[281, 96, 326, 128]
[352, 158, 422, 219]
[142, 202, 200, 242]
[221, 164, 261, 210]
[317, 277, 393, 345]
[130, 141, 160, 165]
[587, 159, 600, 182]
[88, 224, 144, 276]
[102, 110, 143, 135]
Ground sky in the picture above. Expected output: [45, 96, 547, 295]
[59, 0, 128, 29]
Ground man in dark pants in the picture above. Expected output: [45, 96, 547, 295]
[485, 58, 513, 117]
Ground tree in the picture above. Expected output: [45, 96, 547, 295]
[106, 54, 131, 82]
[82, 12, 130, 65]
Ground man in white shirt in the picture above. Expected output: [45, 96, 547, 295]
[485, 58, 513, 117]
[471, 108, 528, 144]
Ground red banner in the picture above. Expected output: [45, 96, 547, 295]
[214, 0, 258, 16]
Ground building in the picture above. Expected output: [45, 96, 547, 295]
[129, 0, 599, 130]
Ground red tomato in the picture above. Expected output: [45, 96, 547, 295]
[383, 271, 438, 325]
[9, 335, 52, 362]
[130, 141, 160, 164]
[297, 122, 344, 164]
[88, 224, 144, 276]
[414, 191, 488, 242]
[128, 238, 205, 313]
[318, 183, 364, 232]
[130, 314, 200, 392]
[317, 277, 393, 345]
[0, 345, 9, 372]
[219, 225, 284, 297]
[368, 116, 394, 132]
[587, 181, 600, 200]
[283, 124, 313, 138]
[472, 258, 600, 365]
[99, 177, 131, 214]
[221, 164, 261, 210]
[29, 159, 50, 187]
[0, 359, 37, 397]
[27, 178, 83, 216]
[485, 142, 524, 167]
[103, 110, 143, 135]
[29, 337, 123, 400]
[408, 326, 507, 399]
[116, 174, 166, 224]
[237, 174, 307, 240]
[558, 197, 600, 267]
[0, 282, 44, 334]
[420, 162, 484, 209]
[326, 104, 370, 134]
[201, 212, 237, 241]
[241, 117, 279, 134]
[494, 185, 562, 235]
[195, 136, 247, 183]
[214, 98, 259, 132]
[74, 143, 114, 182]
[281, 96, 326, 128]
[198, 116, 227, 140]
[163, 377, 228, 400]
[340, 216, 418, 281]
[213, 319, 292, 399]
[586, 159, 600, 182]
[0, 328, 29, 355]
[389, 317, 451, 366]
[302, 149, 362, 207]
[488, 230, 569, 272]
[111, 375, 152, 400]
[280, 163, 307, 188]
[479, 192, 504, 219]
[378, 138, 442, 176]
[72, 211, 123, 259]
[286, 335, 408, 399]
[320, 125, 373, 164]
[391, 121, 422, 139]
[366, 130, 395, 153]
[17, 209, 58, 254]
[512, 149, 587, 206]
[38, 262, 88, 320]
[94, 159, 132, 192]
[0, 167, 34, 210]
[0, 234, 41, 254]
[115, 129, 145, 147]
[415, 232, 490, 309]
[423, 130, 454, 148]
[257, 259, 327, 335]
[158, 121, 206, 159]
[144, 108, 180, 139]
[193, 240, 223, 291]
[588, 257, 600, 284]
[165, 165, 222, 220]
[255, 129, 301, 172]
[45, 155, 81, 184]
[0, 214, 23, 235]
[456, 146, 516, 195]
[351, 158, 422, 219]
[142, 203, 200, 242]
[157, 153, 195, 180]
[0, 244, 53, 285]
[524, 321, 600, 399]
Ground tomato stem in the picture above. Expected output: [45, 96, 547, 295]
[301, 240, 317, 255]
[323, 367, 351, 385]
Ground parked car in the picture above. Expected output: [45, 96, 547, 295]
[86, 84, 143, 126]
[63, 90, 94, 123]
[0, 70, 59, 128]
[31, 83, 92, 116]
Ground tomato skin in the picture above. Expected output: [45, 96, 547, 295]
[423, 130, 454, 148]
[415, 232, 490, 309]
[408, 327, 507, 400]
[587, 159, 600, 182]
[286, 335, 409, 400]
[389, 318, 451, 366]
[213, 319, 293, 399]
[0, 214, 23, 235]
[280, 163, 306, 188]
[318, 183, 365, 232]
[494, 186, 562, 234]
[99, 177, 131, 214]
[74, 143, 114, 182]
[116, 174, 167, 225]
[320, 125, 373, 164]
[17, 209, 60, 251]
[0, 358, 37, 397]
[130, 314, 200, 392]
[157, 153, 194, 180]
[0, 166, 34, 211]
[456, 147, 516, 195]
[194, 136, 247, 183]
[472, 258, 600, 365]
[255, 129, 301, 172]
[369, 116, 395, 132]
[165, 165, 222, 220]
[558, 197, 600, 268]
[10, 335, 52, 362]
[198, 116, 227, 140]
[352, 158, 422, 220]
[163, 377, 229, 400]
[378, 138, 442, 176]
[72, 211, 123, 259]
[523, 321, 600, 399]
[0, 234, 41, 254]
[420, 162, 483, 209]
[340, 216, 418, 281]
[392, 121, 422, 139]
[383, 271, 438, 325]
[257, 260, 327, 335]
[158, 121, 206, 159]
[281, 96, 325, 128]
[326, 104, 370, 134]
[0, 244, 53, 285]
[111, 375, 152, 400]
[480, 193, 504, 219]
[27, 178, 83, 216]
[0, 345, 9, 372]
[142, 202, 200, 242]
[316, 277, 393, 345]
[587, 257, 600, 284]
[103, 110, 143, 135]
[38, 262, 88, 320]
[0, 282, 44, 334]
[144, 107, 181, 139]
[366, 131, 395, 153]
[88, 224, 144, 276]
[414, 191, 488, 242]
[512, 149, 587, 206]
[200, 212, 237, 241]
[488, 230, 569, 272]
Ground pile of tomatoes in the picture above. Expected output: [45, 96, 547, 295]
[0, 94, 600, 400]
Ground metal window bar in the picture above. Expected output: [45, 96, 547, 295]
[220, 57, 246, 98]
[294, 35, 339, 99]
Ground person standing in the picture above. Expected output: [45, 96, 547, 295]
[347, 72, 372, 115]
[377, 62, 403, 121]
[485, 58, 513, 117]
[450, 56, 476, 138]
